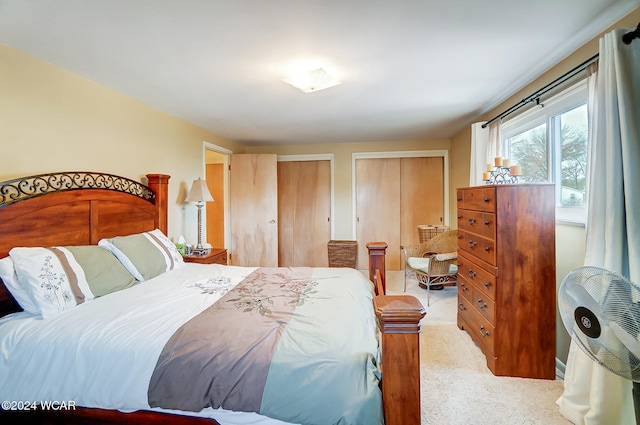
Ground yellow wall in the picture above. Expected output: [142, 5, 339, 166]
[449, 6, 640, 365]
[248, 139, 450, 239]
[0, 43, 246, 243]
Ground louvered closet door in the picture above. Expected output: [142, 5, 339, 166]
[277, 160, 331, 267]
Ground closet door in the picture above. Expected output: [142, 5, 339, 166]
[229, 154, 278, 266]
[278, 160, 331, 267]
[355, 156, 445, 271]
[355, 158, 401, 270]
[400, 157, 444, 246]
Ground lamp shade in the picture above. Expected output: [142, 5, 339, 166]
[184, 178, 214, 203]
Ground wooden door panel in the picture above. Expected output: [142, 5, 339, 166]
[278, 160, 331, 267]
[230, 154, 278, 266]
[400, 157, 444, 247]
[295, 160, 330, 266]
[356, 158, 401, 270]
[277, 162, 295, 266]
[206, 163, 224, 249]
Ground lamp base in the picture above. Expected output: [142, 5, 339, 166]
[190, 247, 211, 256]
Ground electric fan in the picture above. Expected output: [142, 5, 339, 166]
[558, 266, 640, 424]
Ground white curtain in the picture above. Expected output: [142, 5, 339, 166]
[469, 121, 501, 186]
[470, 122, 489, 186]
[558, 28, 640, 425]
[487, 121, 503, 159]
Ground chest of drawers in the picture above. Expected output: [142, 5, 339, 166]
[456, 184, 556, 379]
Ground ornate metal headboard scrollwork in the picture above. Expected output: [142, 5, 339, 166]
[0, 171, 156, 208]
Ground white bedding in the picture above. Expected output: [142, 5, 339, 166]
[0, 263, 297, 425]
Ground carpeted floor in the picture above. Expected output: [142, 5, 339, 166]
[384, 270, 572, 425]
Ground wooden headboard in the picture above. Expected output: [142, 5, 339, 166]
[0, 172, 170, 316]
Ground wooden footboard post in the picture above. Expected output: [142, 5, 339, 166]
[146, 174, 171, 235]
[366, 242, 388, 294]
[367, 240, 425, 425]
[374, 295, 426, 425]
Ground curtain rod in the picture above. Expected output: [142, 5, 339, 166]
[481, 53, 598, 129]
[482, 22, 639, 129]
[622, 22, 640, 44]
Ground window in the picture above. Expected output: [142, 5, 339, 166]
[502, 80, 588, 224]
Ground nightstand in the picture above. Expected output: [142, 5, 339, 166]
[183, 248, 228, 265]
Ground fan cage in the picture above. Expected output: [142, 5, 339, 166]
[560, 266, 640, 382]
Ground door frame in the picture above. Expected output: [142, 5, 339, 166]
[278, 154, 335, 239]
[351, 150, 450, 240]
[203, 141, 233, 250]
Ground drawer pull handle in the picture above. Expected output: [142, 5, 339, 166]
[484, 246, 490, 252]
[457, 215, 462, 219]
[484, 281, 491, 287]
[477, 298, 487, 309]
[484, 220, 490, 225]
[467, 269, 477, 278]
[468, 240, 477, 248]
[479, 325, 490, 337]
[468, 218, 476, 225]
[483, 197, 489, 203]
[459, 303, 466, 311]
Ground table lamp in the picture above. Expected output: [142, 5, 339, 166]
[184, 177, 214, 252]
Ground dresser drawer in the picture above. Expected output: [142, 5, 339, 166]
[458, 209, 496, 240]
[458, 230, 496, 266]
[459, 187, 496, 212]
[459, 274, 496, 325]
[457, 295, 474, 326]
[457, 298, 496, 356]
[457, 252, 497, 300]
[472, 289, 496, 325]
[458, 279, 474, 304]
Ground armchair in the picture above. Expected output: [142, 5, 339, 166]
[401, 230, 458, 305]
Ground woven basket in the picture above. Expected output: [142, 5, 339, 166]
[418, 225, 436, 243]
[327, 240, 358, 268]
[418, 225, 450, 243]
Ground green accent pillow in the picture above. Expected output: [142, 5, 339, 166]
[64, 246, 137, 297]
[98, 229, 183, 281]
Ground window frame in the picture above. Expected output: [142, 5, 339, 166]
[501, 79, 588, 226]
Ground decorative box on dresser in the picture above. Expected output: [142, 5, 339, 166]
[456, 184, 556, 379]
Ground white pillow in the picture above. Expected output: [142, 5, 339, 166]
[98, 229, 183, 281]
[0, 256, 39, 314]
[9, 247, 96, 318]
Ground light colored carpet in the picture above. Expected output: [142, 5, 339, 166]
[383, 270, 572, 425]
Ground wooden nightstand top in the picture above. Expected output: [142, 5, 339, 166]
[183, 248, 228, 265]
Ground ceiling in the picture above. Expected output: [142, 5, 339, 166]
[1, 0, 638, 146]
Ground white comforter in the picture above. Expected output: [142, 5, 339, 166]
[0, 263, 296, 425]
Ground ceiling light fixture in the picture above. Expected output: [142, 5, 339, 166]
[282, 67, 341, 93]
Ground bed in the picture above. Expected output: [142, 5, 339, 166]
[0, 171, 425, 425]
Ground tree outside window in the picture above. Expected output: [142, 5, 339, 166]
[505, 104, 587, 208]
